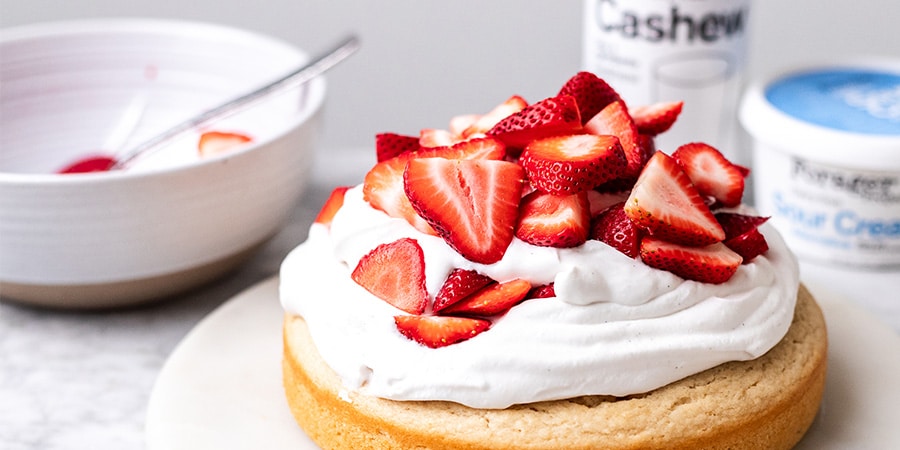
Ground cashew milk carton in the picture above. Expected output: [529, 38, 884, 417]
[582, 0, 750, 161]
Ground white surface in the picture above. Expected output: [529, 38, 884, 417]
[0, 19, 324, 302]
[145, 275, 900, 450]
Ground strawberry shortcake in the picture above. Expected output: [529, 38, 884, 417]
[280, 72, 827, 449]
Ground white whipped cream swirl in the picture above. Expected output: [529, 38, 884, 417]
[280, 186, 799, 409]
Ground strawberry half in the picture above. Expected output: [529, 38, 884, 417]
[376, 132, 420, 162]
[640, 236, 742, 284]
[198, 130, 252, 157]
[419, 136, 507, 161]
[433, 269, 495, 313]
[557, 71, 621, 125]
[440, 278, 532, 316]
[624, 151, 725, 246]
[314, 186, 350, 226]
[516, 190, 591, 248]
[590, 201, 643, 258]
[363, 156, 437, 235]
[351, 238, 428, 314]
[716, 212, 770, 263]
[462, 95, 529, 138]
[629, 101, 684, 136]
[672, 142, 746, 208]
[487, 95, 582, 150]
[404, 158, 525, 264]
[394, 315, 491, 348]
[519, 134, 627, 195]
[584, 100, 644, 179]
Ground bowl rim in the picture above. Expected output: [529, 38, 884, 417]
[0, 17, 327, 185]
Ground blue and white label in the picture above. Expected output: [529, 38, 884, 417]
[765, 68, 900, 135]
[754, 145, 900, 268]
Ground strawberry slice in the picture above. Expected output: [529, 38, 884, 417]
[519, 134, 627, 195]
[584, 100, 644, 179]
[314, 186, 350, 226]
[198, 130, 252, 157]
[624, 151, 725, 246]
[351, 238, 428, 314]
[716, 212, 770, 263]
[420, 128, 463, 148]
[672, 142, 746, 208]
[363, 156, 437, 235]
[394, 315, 491, 348]
[640, 236, 742, 284]
[629, 101, 684, 136]
[462, 95, 529, 138]
[486, 95, 582, 150]
[557, 71, 621, 125]
[516, 190, 591, 248]
[440, 278, 532, 316]
[376, 132, 420, 162]
[404, 158, 525, 264]
[590, 201, 644, 258]
[526, 283, 556, 299]
[418, 136, 507, 161]
[433, 269, 495, 313]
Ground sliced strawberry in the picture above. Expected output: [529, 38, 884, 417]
[516, 190, 591, 248]
[462, 95, 529, 138]
[640, 237, 742, 284]
[672, 142, 746, 208]
[417, 136, 507, 161]
[433, 269, 494, 313]
[724, 228, 768, 264]
[363, 156, 436, 235]
[351, 238, 428, 314]
[629, 101, 684, 136]
[404, 158, 525, 264]
[519, 134, 627, 195]
[441, 279, 532, 316]
[394, 315, 491, 348]
[716, 212, 770, 263]
[557, 71, 621, 125]
[590, 202, 643, 258]
[420, 128, 462, 148]
[584, 100, 644, 179]
[526, 283, 556, 299]
[198, 130, 252, 157]
[314, 186, 350, 226]
[376, 132, 420, 162]
[486, 95, 582, 150]
[624, 151, 725, 246]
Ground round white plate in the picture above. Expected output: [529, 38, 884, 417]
[145, 276, 900, 449]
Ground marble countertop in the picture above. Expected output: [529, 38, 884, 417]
[2, 151, 899, 450]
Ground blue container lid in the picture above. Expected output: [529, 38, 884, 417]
[740, 60, 900, 172]
[765, 69, 900, 136]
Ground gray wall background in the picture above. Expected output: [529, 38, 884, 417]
[2, 0, 898, 159]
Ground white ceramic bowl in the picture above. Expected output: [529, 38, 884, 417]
[0, 19, 326, 308]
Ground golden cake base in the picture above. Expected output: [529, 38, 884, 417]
[282, 285, 826, 450]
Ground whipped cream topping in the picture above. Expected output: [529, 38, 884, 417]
[280, 186, 799, 409]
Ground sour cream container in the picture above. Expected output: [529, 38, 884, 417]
[740, 60, 900, 268]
